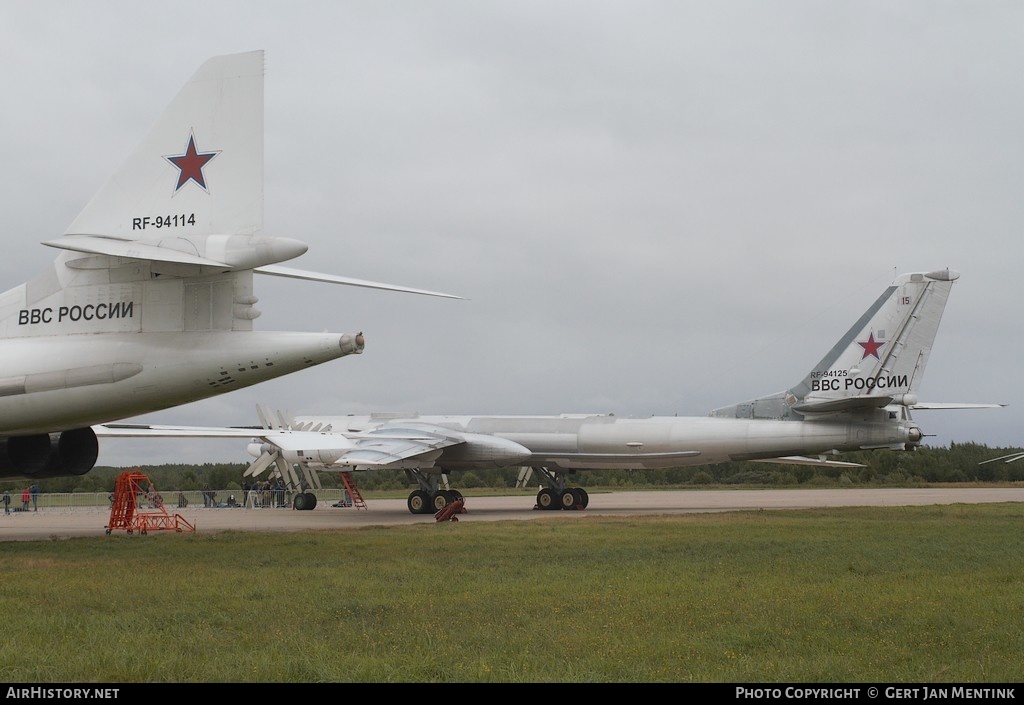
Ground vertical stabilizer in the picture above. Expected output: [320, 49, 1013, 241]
[710, 269, 959, 419]
[64, 50, 265, 239]
[791, 269, 958, 411]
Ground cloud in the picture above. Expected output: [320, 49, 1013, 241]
[2, 1, 1019, 466]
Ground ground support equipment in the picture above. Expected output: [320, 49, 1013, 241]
[434, 497, 466, 522]
[105, 470, 196, 535]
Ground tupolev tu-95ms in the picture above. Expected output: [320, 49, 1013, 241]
[101, 269, 1003, 514]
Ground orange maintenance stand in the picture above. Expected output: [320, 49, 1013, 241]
[105, 470, 195, 535]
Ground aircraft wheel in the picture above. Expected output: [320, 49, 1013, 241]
[575, 488, 590, 508]
[408, 490, 431, 514]
[536, 488, 558, 510]
[304, 492, 318, 510]
[559, 489, 577, 510]
[293, 493, 309, 511]
[432, 492, 450, 512]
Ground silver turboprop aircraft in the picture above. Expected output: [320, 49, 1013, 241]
[0, 50, 457, 480]
[101, 269, 1002, 514]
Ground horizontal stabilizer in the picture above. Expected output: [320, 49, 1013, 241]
[909, 402, 1006, 410]
[789, 395, 1006, 415]
[791, 395, 896, 414]
[255, 264, 464, 299]
[44, 235, 230, 267]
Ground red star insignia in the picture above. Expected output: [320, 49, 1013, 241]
[165, 132, 219, 192]
[857, 332, 884, 360]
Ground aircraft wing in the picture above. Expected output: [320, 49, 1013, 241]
[530, 451, 702, 471]
[979, 451, 1024, 465]
[96, 423, 263, 438]
[271, 427, 460, 467]
[750, 456, 866, 468]
[95, 422, 462, 469]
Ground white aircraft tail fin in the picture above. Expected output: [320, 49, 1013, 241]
[66, 50, 265, 239]
[711, 270, 960, 420]
[1, 51, 280, 343]
[3, 50, 458, 349]
[790, 269, 958, 413]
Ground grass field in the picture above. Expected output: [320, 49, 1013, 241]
[0, 502, 1022, 683]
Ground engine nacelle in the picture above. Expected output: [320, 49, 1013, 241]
[433, 433, 532, 469]
[905, 424, 924, 451]
[0, 427, 99, 479]
[280, 448, 347, 466]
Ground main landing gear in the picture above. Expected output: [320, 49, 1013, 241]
[402, 470, 465, 515]
[528, 466, 589, 510]
[407, 488, 464, 515]
[399, 466, 589, 515]
[292, 492, 318, 511]
[534, 486, 589, 511]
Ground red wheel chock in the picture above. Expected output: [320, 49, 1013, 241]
[434, 498, 466, 522]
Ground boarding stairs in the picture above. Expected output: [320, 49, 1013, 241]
[105, 469, 195, 535]
[338, 472, 367, 510]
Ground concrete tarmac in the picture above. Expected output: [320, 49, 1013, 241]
[2, 487, 1023, 542]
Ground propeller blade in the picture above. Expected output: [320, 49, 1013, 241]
[273, 455, 291, 481]
[246, 450, 277, 478]
[256, 404, 272, 430]
[299, 463, 322, 490]
[283, 462, 302, 488]
[266, 460, 283, 480]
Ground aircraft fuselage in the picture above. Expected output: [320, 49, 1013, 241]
[321, 411, 913, 471]
[0, 331, 363, 435]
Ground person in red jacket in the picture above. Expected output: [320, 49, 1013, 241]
[21, 487, 30, 511]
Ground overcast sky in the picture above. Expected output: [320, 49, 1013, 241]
[2, 1, 1021, 467]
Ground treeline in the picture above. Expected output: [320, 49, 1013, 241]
[6, 441, 1023, 494]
